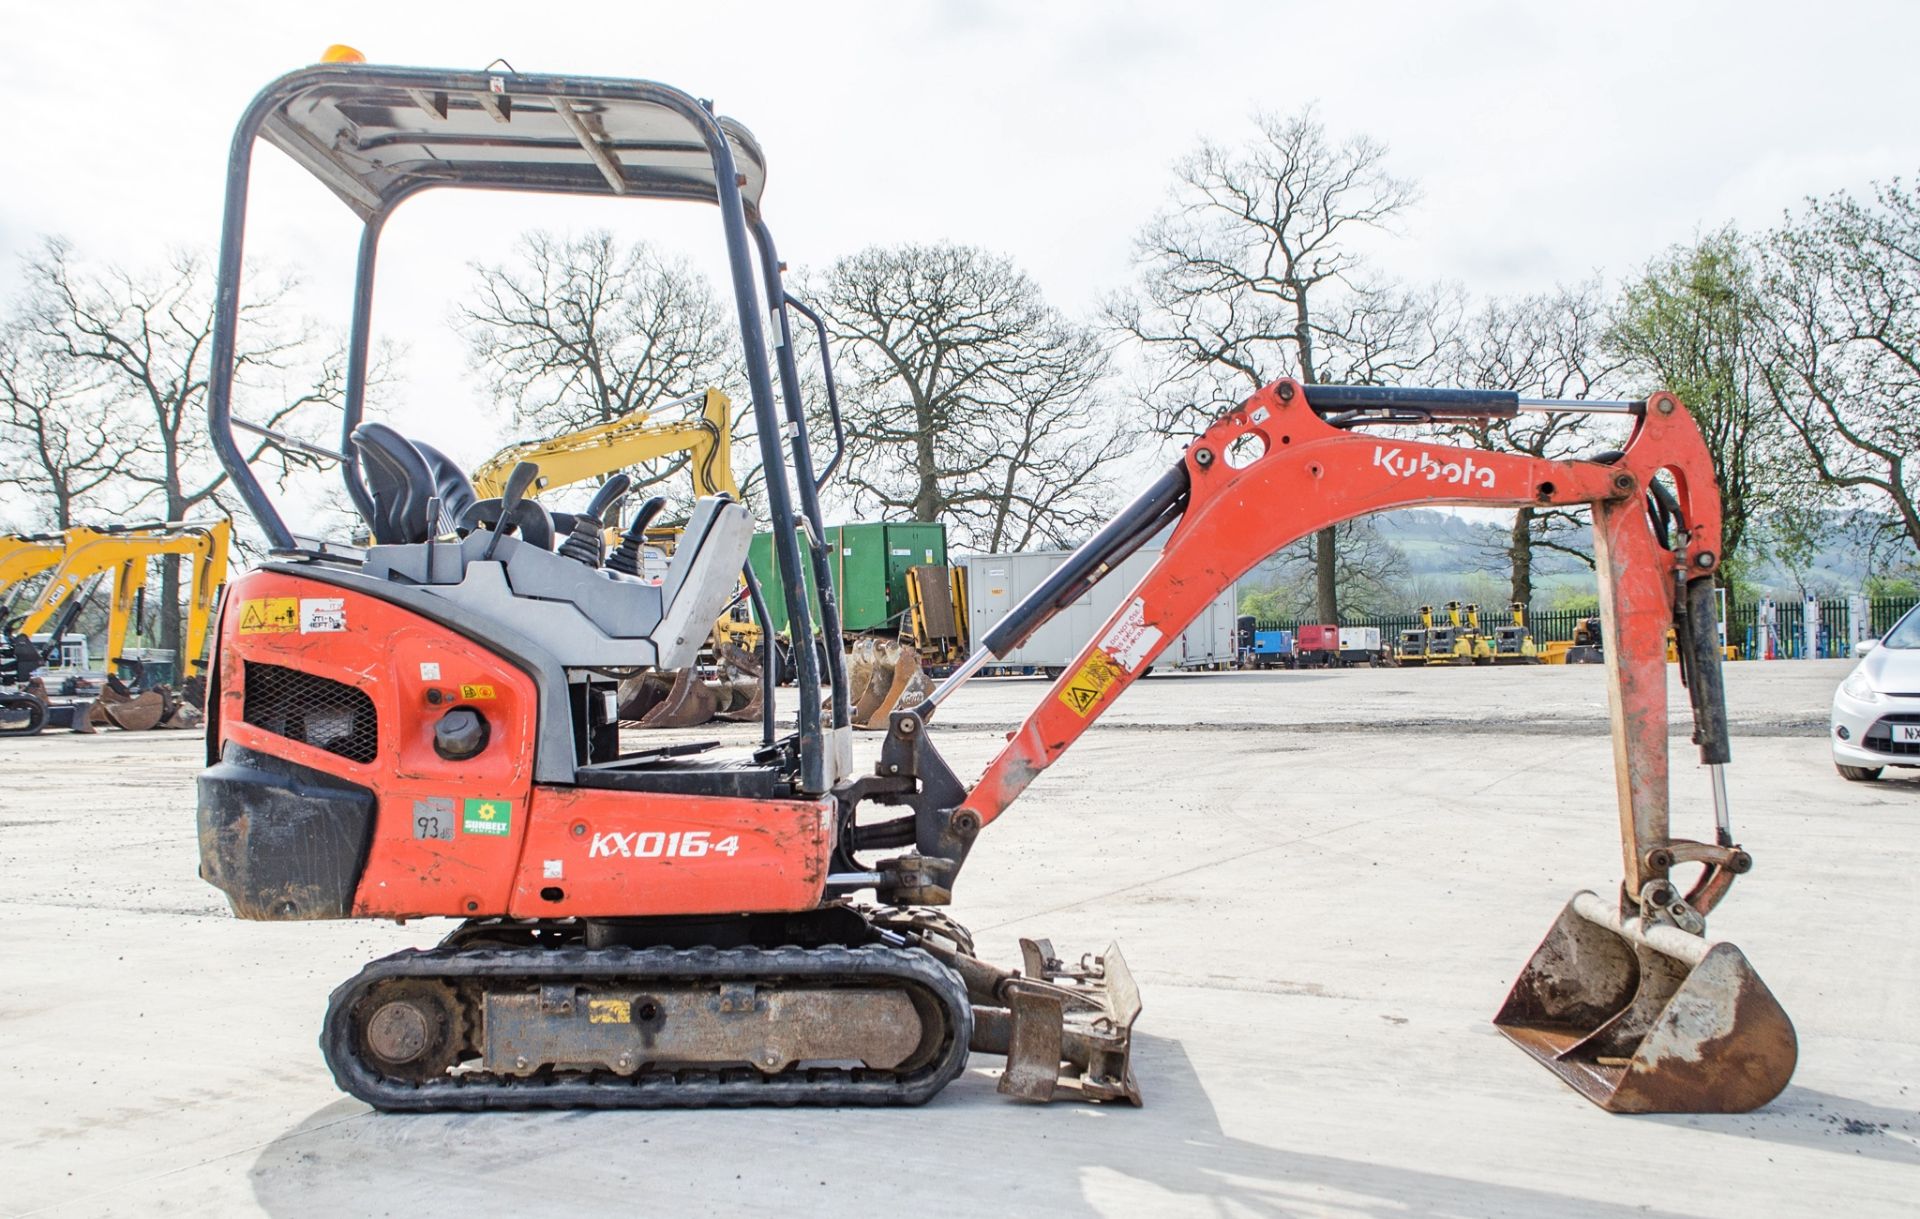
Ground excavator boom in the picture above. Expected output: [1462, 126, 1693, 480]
[471, 388, 737, 501]
[853, 378, 1792, 1113]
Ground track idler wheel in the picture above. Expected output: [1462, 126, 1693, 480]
[351, 978, 467, 1083]
[1494, 890, 1796, 1113]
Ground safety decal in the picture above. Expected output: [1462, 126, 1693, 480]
[1058, 651, 1123, 717]
[459, 683, 497, 701]
[419, 662, 442, 681]
[299, 597, 347, 633]
[1097, 598, 1163, 673]
[462, 798, 513, 837]
[413, 797, 455, 841]
[237, 597, 299, 634]
[588, 998, 632, 1024]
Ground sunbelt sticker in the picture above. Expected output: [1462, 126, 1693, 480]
[463, 798, 513, 837]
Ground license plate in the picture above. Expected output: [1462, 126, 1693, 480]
[1896, 725, 1920, 744]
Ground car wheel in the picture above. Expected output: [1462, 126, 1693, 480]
[1836, 763, 1884, 782]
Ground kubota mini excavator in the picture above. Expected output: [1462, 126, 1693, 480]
[197, 57, 1793, 1116]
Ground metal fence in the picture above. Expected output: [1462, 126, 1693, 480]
[1249, 595, 1919, 659]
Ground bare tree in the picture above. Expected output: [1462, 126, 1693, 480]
[0, 320, 125, 529]
[1450, 282, 1626, 603]
[1110, 106, 1419, 620]
[1760, 178, 1920, 556]
[22, 239, 334, 656]
[808, 243, 1133, 552]
[1607, 230, 1791, 588]
[460, 230, 754, 512]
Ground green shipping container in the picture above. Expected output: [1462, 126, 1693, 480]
[747, 522, 946, 636]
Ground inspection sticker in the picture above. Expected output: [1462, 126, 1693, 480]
[237, 597, 298, 634]
[419, 662, 442, 681]
[1058, 651, 1123, 717]
[1096, 598, 1163, 672]
[299, 597, 347, 633]
[462, 798, 513, 837]
[412, 797, 455, 841]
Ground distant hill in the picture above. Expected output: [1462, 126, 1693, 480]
[1242, 506, 1901, 603]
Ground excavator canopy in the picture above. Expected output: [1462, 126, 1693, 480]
[249, 66, 769, 219]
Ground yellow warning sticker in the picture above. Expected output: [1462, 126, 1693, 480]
[459, 683, 496, 700]
[588, 998, 632, 1024]
[1058, 651, 1123, 717]
[237, 597, 299, 634]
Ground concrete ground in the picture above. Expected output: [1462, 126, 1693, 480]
[2, 659, 1915, 1217]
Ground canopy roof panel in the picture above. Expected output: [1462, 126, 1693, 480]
[250, 65, 768, 218]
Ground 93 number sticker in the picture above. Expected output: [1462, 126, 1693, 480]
[588, 830, 742, 859]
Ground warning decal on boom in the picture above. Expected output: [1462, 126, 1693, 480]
[1058, 651, 1123, 717]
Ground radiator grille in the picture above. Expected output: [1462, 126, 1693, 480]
[1864, 713, 1920, 758]
[242, 662, 378, 764]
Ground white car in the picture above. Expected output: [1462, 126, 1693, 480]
[1831, 604, 1920, 781]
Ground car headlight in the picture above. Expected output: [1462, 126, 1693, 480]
[1841, 669, 1882, 703]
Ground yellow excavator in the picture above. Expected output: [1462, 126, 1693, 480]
[1, 532, 70, 605]
[2, 519, 232, 734]
[473, 388, 762, 727]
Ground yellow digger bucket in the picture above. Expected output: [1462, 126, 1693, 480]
[1494, 891, 1796, 1113]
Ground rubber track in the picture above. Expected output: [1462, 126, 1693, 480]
[322, 943, 974, 1112]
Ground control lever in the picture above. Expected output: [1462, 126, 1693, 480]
[605, 495, 668, 577]
[557, 474, 632, 567]
[481, 461, 540, 562]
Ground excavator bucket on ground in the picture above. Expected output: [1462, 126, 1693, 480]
[95, 687, 170, 732]
[712, 643, 765, 723]
[631, 666, 722, 729]
[1495, 891, 1796, 1112]
[848, 636, 930, 730]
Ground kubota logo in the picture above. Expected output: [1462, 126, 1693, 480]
[1372, 445, 1496, 489]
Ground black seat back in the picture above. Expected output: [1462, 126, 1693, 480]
[414, 440, 479, 533]
[350, 423, 435, 544]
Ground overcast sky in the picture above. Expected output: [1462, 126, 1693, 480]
[4, 0, 1918, 489]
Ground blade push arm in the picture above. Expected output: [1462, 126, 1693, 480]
[866, 379, 1742, 925]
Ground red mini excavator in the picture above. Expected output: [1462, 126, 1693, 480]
[198, 57, 1794, 1115]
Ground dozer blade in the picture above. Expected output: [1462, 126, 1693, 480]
[636, 667, 721, 729]
[851, 638, 930, 730]
[1494, 891, 1796, 1113]
[943, 938, 1143, 1105]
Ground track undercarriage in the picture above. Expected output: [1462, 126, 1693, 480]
[323, 909, 1141, 1111]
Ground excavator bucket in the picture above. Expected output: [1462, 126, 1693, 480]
[849, 637, 930, 730]
[712, 643, 765, 723]
[1494, 891, 1796, 1113]
[636, 666, 722, 729]
[100, 689, 169, 732]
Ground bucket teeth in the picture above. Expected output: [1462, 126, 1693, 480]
[1494, 891, 1797, 1113]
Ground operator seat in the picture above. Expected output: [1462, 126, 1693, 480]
[350, 423, 435, 544]
[414, 440, 478, 531]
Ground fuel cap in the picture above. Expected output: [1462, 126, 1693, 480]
[434, 706, 490, 760]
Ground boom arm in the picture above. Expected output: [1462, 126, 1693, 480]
[860, 379, 1743, 929]
[471, 388, 737, 502]
[16, 521, 232, 678]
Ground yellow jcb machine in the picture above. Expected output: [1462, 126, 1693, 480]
[1, 519, 231, 734]
[473, 388, 764, 728]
